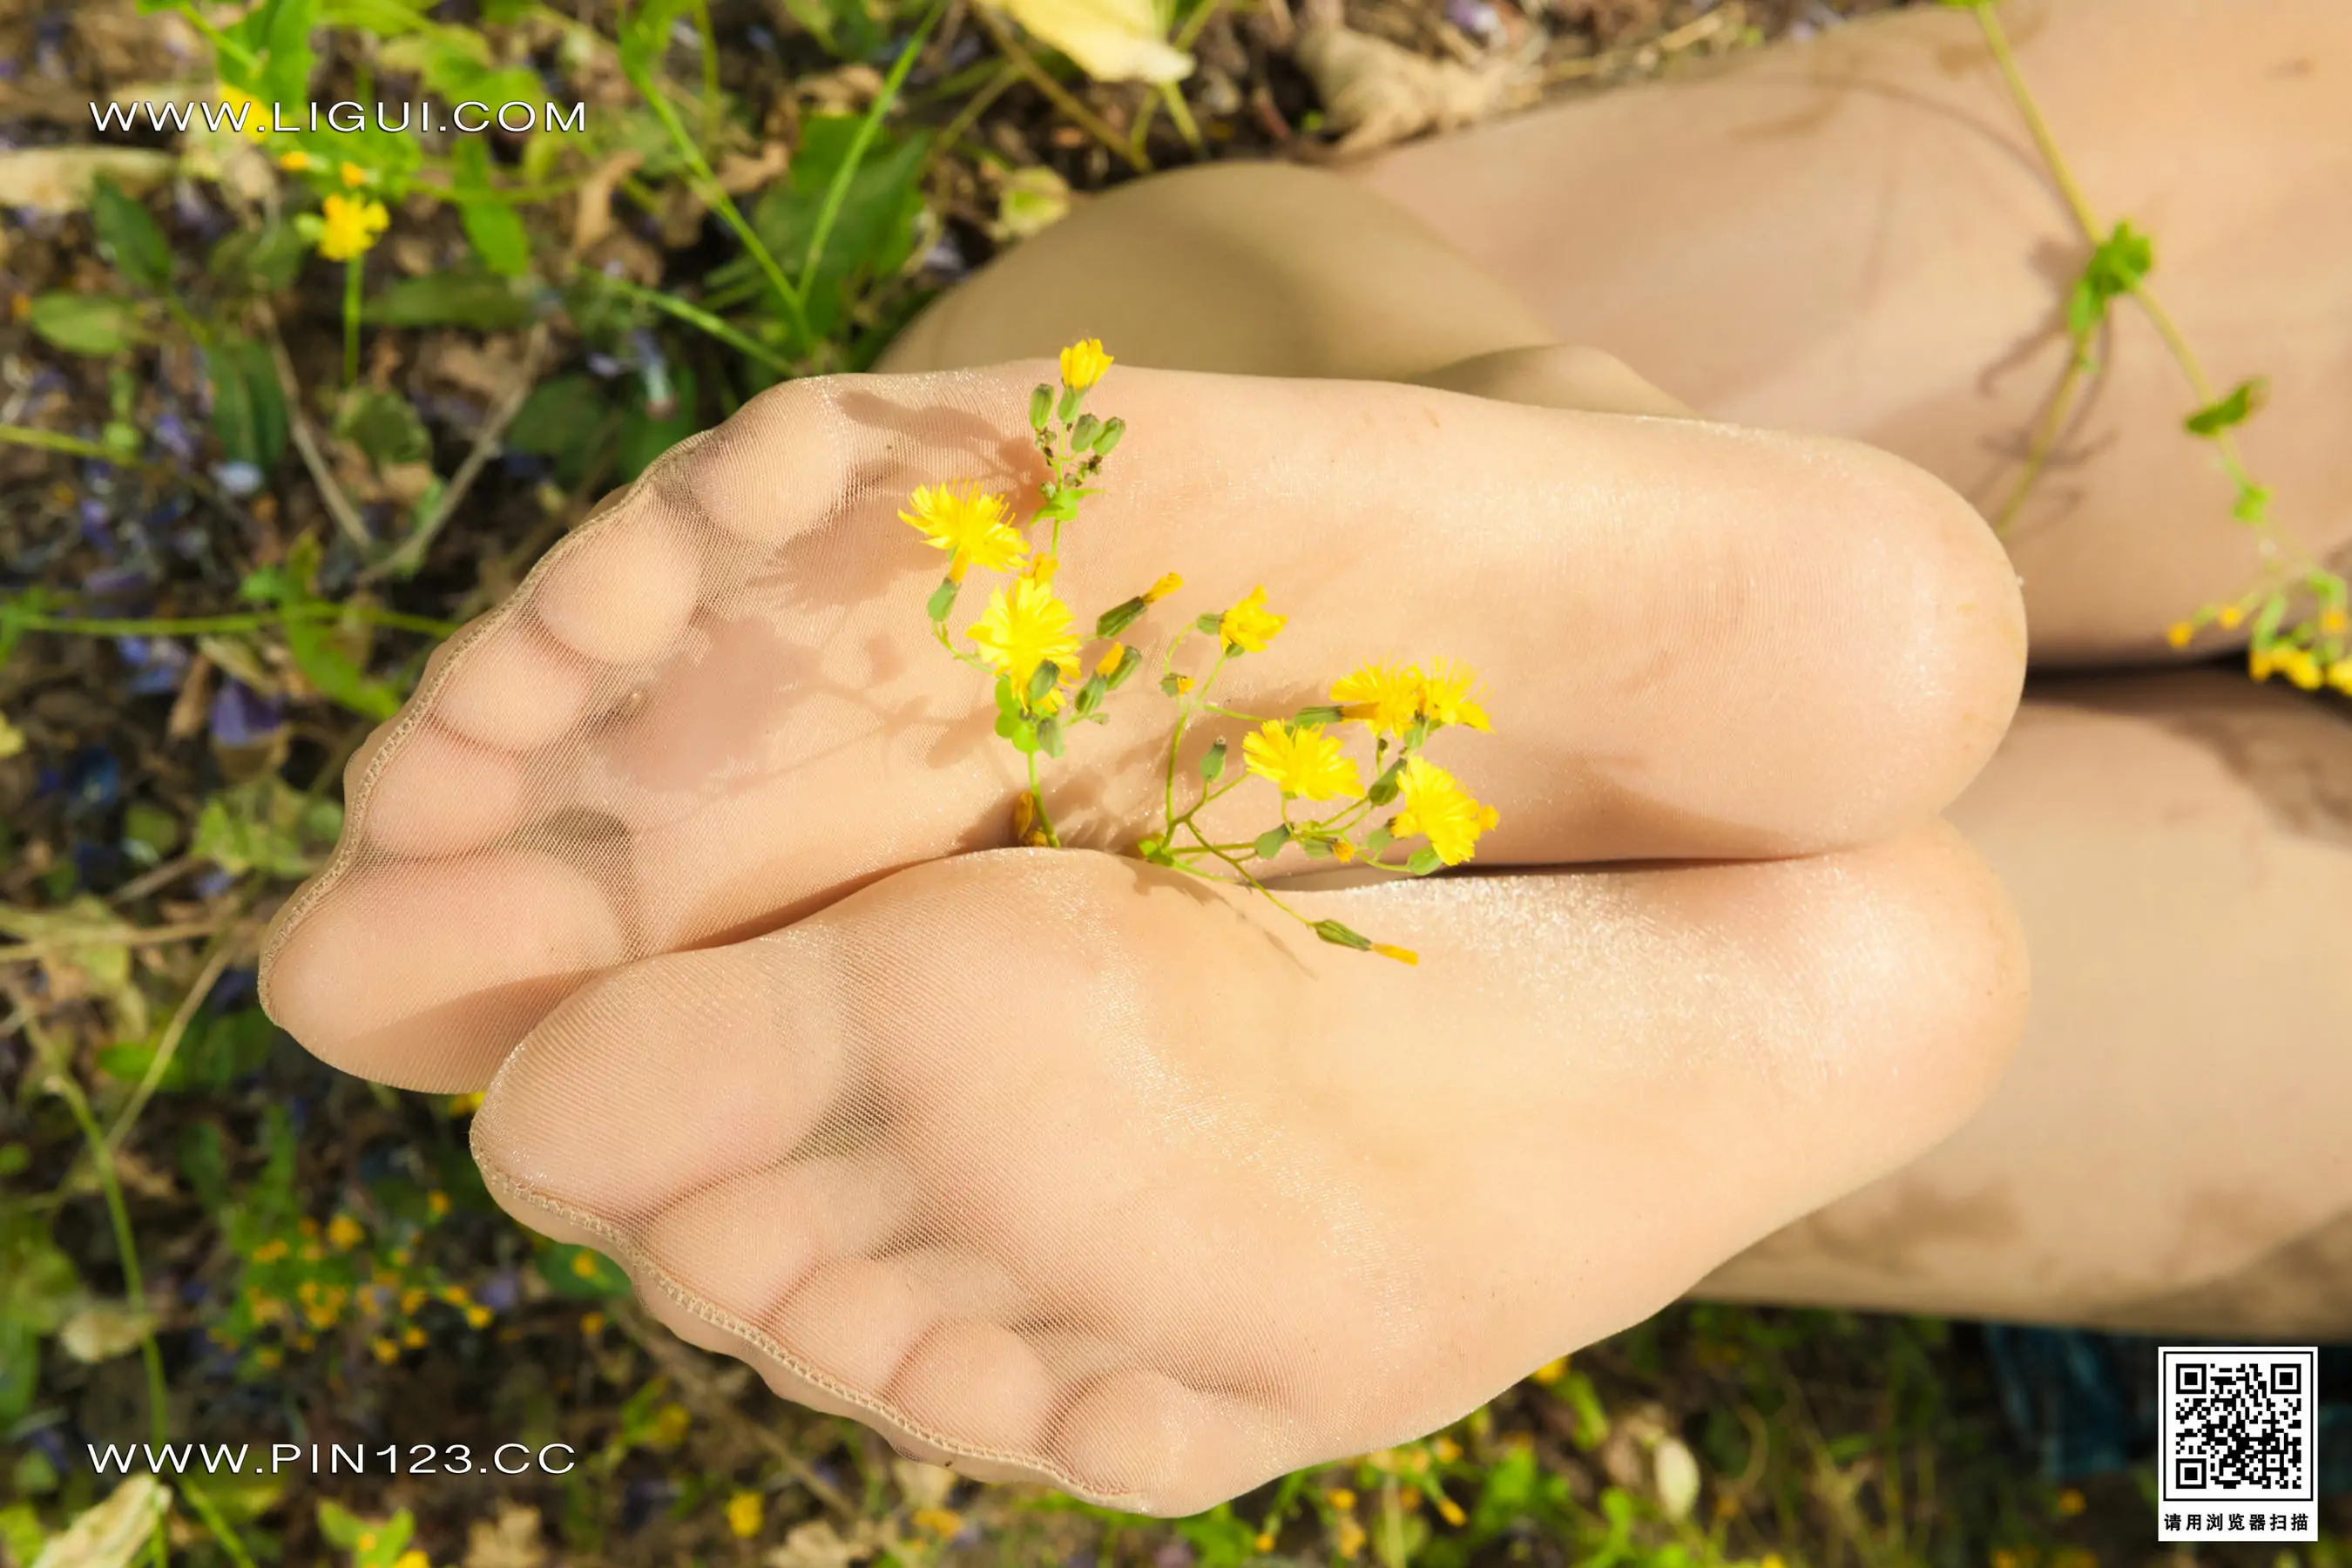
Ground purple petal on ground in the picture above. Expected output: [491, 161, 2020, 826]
[84, 564, 152, 598]
[153, 409, 199, 463]
[210, 679, 286, 747]
[476, 1269, 522, 1311]
[78, 498, 114, 551]
[118, 635, 192, 695]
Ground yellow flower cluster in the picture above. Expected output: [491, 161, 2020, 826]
[909, 342, 1501, 965]
[318, 193, 390, 261]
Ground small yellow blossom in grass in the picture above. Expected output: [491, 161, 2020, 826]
[1145, 571, 1183, 603]
[725, 1491, 765, 1538]
[1431, 1490, 1466, 1528]
[1391, 755, 1499, 866]
[913, 1509, 963, 1538]
[428, 1189, 450, 1217]
[464, 1304, 493, 1328]
[1169, 673, 1193, 693]
[394, 1552, 428, 1568]
[1328, 1489, 1356, 1510]
[218, 84, 272, 140]
[1243, 721, 1362, 801]
[402, 1326, 426, 1348]
[358, 1533, 378, 1554]
[253, 1238, 288, 1263]
[255, 1347, 284, 1369]
[2330, 660, 2352, 694]
[1432, 1436, 1461, 1463]
[579, 1312, 605, 1336]
[2282, 647, 2324, 689]
[1059, 338, 1113, 390]
[441, 1284, 470, 1306]
[2217, 604, 2245, 629]
[2166, 620, 2196, 648]
[1220, 585, 1286, 652]
[2054, 1487, 2086, 1517]
[371, 1337, 400, 1365]
[317, 194, 389, 261]
[969, 578, 1080, 687]
[327, 1214, 364, 1249]
[1531, 1356, 1566, 1386]
[1332, 662, 1420, 737]
[1254, 1533, 1276, 1553]
[1418, 659, 1491, 731]
[902, 483, 1025, 581]
[648, 1403, 691, 1448]
[447, 1092, 483, 1115]
[571, 1250, 602, 1280]
[277, 149, 312, 172]
[339, 161, 368, 187]
[1760, 1555, 1787, 1568]
[399, 1288, 426, 1314]
[2325, 608, 2349, 634]
[1334, 1513, 1367, 1560]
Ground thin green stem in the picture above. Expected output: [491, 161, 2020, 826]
[1026, 750, 1059, 846]
[801, 0, 951, 301]
[178, 1482, 260, 1568]
[693, 0, 722, 105]
[48, 1071, 169, 1450]
[1, 425, 123, 463]
[1969, 7, 2100, 242]
[639, 83, 812, 346]
[4, 603, 456, 639]
[177, 2, 259, 73]
[1990, 345, 2089, 537]
[974, 7, 1151, 175]
[341, 255, 362, 387]
[592, 272, 796, 375]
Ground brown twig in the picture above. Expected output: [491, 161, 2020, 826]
[364, 321, 556, 584]
[974, 7, 1152, 173]
[256, 302, 373, 551]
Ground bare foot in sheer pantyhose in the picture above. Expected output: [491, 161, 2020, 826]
[260, 362, 2027, 1508]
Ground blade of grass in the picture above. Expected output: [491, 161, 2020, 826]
[798, 0, 954, 301]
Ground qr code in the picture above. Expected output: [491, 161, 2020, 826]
[2157, 1346, 2318, 1543]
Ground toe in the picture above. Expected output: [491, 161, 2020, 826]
[1051, 1369, 1270, 1516]
[357, 725, 523, 856]
[429, 620, 594, 751]
[472, 939, 847, 1218]
[637, 1153, 922, 1319]
[774, 1257, 938, 1392]
[889, 1321, 1057, 1456]
[261, 850, 623, 1092]
[667, 378, 850, 544]
[532, 499, 702, 666]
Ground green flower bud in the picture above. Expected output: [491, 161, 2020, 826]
[1058, 384, 1082, 423]
[1200, 739, 1227, 781]
[1037, 716, 1065, 758]
[1291, 705, 1342, 727]
[1030, 384, 1053, 429]
[1095, 417, 1125, 455]
[1313, 919, 1372, 950]
[1071, 413, 1101, 452]
[1074, 673, 1109, 717]
[1095, 597, 1147, 638]
[926, 577, 960, 622]
[1361, 826, 1393, 856]
[1407, 848, 1443, 875]
[1367, 760, 1404, 807]
[1026, 660, 1061, 705]
[1104, 645, 1142, 691]
[1196, 612, 1225, 636]
[1254, 824, 1291, 860]
[1300, 835, 1333, 860]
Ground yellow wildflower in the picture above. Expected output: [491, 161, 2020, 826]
[402, 1326, 427, 1348]
[1433, 1436, 1462, 1463]
[255, 1348, 283, 1369]
[1170, 673, 1193, 693]
[1220, 585, 1286, 652]
[2249, 646, 2275, 681]
[1331, 837, 1355, 862]
[2217, 604, 2245, 629]
[317, 193, 389, 261]
[2281, 647, 2323, 689]
[446, 1092, 483, 1115]
[1328, 1490, 1356, 1511]
[1334, 1512, 1367, 1561]
[913, 1509, 963, 1538]
[571, 1251, 601, 1279]
[1418, 659, 1491, 731]
[399, 1288, 427, 1315]
[1332, 662, 1420, 737]
[371, 1337, 400, 1365]
[1372, 943, 1419, 965]
[902, 483, 1025, 580]
[2323, 608, 2349, 634]
[2165, 621, 2194, 649]
[1391, 755, 1498, 865]
[579, 1312, 605, 1336]
[338, 161, 368, 187]
[464, 1304, 493, 1328]
[1144, 571, 1183, 603]
[327, 1214, 364, 1249]
[277, 149, 312, 172]
[726, 1491, 764, 1538]
[441, 1284, 470, 1306]
[394, 1552, 428, 1568]
[252, 1239, 288, 1263]
[1242, 721, 1362, 801]
[427, 1190, 450, 1217]
[1254, 1535, 1275, 1554]
[1432, 1491, 1466, 1527]
[2055, 1488, 2086, 1517]
[218, 84, 271, 140]
[1059, 338, 1113, 390]
[1095, 645, 1126, 679]
[1028, 552, 1059, 585]
[968, 578, 1080, 688]
[2330, 660, 2352, 694]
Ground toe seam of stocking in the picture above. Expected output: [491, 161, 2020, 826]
[473, 1162, 1151, 1511]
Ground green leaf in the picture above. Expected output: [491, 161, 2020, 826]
[2185, 376, 2268, 437]
[1253, 824, 1290, 860]
[363, 269, 536, 330]
[224, 0, 321, 111]
[617, 362, 700, 481]
[451, 140, 532, 278]
[925, 577, 960, 622]
[1407, 847, 1443, 875]
[208, 335, 289, 474]
[1361, 827, 1392, 855]
[1036, 716, 1064, 757]
[208, 222, 311, 294]
[334, 386, 431, 470]
[193, 778, 346, 879]
[617, 0, 702, 87]
[1199, 738, 1226, 781]
[504, 374, 611, 485]
[2065, 220, 2153, 340]
[536, 1242, 631, 1299]
[90, 178, 172, 293]
[179, 1123, 230, 1212]
[991, 675, 1019, 718]
[735, 116, 932, 336]
[321, 0, 435, 33]
[29, 293, 139, 355]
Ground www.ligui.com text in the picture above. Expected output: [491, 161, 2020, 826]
[91, 98, 585, 136]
